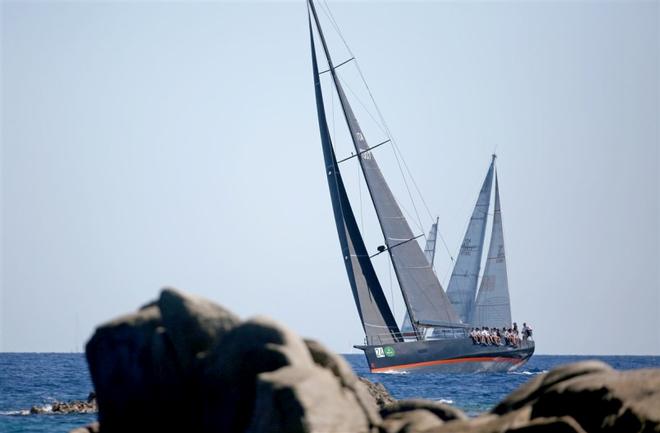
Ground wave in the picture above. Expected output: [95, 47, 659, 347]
[0, 404, 55, 416]
[510, 370, 547, 376]
[378, 369, 409, 375]
[436, 398, 454, 404]
[0, 409, 31, 416]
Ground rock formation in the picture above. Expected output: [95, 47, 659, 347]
[30, 394, 97, 415]
[73, 288, 660, 433]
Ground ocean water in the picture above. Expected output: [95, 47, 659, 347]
[1, 353, 658, 433]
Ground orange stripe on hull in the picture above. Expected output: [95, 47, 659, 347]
[370, 356, 523, 373]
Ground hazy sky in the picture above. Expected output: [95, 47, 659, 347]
[1, 1, 658, 355]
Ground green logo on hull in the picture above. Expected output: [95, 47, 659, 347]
[384, 346, 396, 357]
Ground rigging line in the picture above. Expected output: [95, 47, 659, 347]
[435, 222, 455, 262]
[335, 73, 425, 234]
[389, 136, 426, 237]
[320, 0, 438, 230]
[391, 140, 435, 221]
[394, 194, 425, 235]
[321, 0, 437, 226]
[358, 155, 364, 234]
[336, 75, 387, 137]
[389, 255, 395, 317]
[335, 73, 427, 235]
[320, 0, 357, 64]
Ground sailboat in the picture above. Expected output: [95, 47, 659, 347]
[307, 0, 534, 373]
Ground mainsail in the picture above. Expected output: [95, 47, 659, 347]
[446, 159, 494, 323]
[309, 14, 401, 343]
[471, 174, 512, 327]
[308, 0, 460, 329]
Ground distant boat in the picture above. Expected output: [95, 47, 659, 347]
[307, 0, 534, 373]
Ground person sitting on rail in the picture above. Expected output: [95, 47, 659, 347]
[511, 328, 520, 347]
[469, 328, 479, 344]
[480, 327, 490, 345]
[505, 328, 518, 346]
[493, 329, 502, 345]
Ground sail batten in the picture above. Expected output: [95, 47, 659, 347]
[446, 160, 495, 324]
[471, 174, 512, 327]
[308, 11, 401, 343]
[308, 1, 459, 328]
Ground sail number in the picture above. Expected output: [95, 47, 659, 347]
[355, 131, 373, 160]
[374, 346, 396, 358]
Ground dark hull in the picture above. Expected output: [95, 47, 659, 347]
[356, 338, 535, 373]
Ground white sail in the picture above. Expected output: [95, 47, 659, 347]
[424, 218, 439, 266]
[446, 160, 494, 323]
[471, 175, 512, 328]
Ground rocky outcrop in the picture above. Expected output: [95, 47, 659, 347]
[82, 288, 391, 433]
[75, 288, 660, 433]
[423, 361, 660, 433]
[69, 422, 100, 433]
[29, 398, 97, 415]
[380, 399, 468, 433]
[489, 361, 660, 433]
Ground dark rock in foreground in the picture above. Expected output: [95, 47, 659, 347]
[74, 288, 660, 433]
[359, 376, 396, 408]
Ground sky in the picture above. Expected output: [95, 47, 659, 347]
[1, 0, 658, 355]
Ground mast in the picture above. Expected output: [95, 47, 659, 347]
[308, 12, 401, 343]
[471, 172, 512, 327]
[308, 0, 460, 330]
[446, 156, 495, 323]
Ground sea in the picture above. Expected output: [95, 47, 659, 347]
[1, 353, 658, 433]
